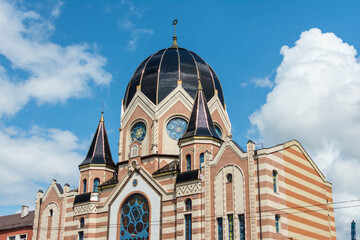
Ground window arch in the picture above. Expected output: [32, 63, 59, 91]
[186, 155, 191, 171]
[273, 170, 278, 193]
[49, 209, 53, 217]
[275, 214, 280, 233]
[120, 193, 149, 239]
[214, 124, 222, 138]
[93, 178, 100, 192]
[185, 198, 192, 211]
[199, 153, 204, 169]
[226, 173, 232, 183]
[83, 179, 87, 193]
[80, 217, 85, 228]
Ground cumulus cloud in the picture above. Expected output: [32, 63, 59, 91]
[0, 0, 112, 117]
[117, 0, 153, 51]
[0, 125, 83, 207]
[249, 28, 360, 239]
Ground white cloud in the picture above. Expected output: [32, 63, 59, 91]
[0, 125, 83, 207]
[249, 28, 360, 239]
[118, 0, 153, 51]
[250, 77, 274, 88]
[0, 0, 112, 117]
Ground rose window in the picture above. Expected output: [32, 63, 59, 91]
[131, 122, 146, 142]
[166, 118, 188, 140]
[120, 193, 149, 239]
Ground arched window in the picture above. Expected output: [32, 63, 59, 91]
[93, 178, 100, 192]
[49, 209, 53, 217]
[226, 173, 232, 183]
[166, 118, 188, 140]
[185, 199, 192, 211]
[83, 179, 87, 193]
[186, 155, 191, 171]
[130, 122, 146, 142]
[131, 144, 139, 157]
[80, 217, 85, 228]
[199, 153, 204, 169]
[273, 170, 278, 193]
[120, 193, 149, 239]
[275, 214, 280, 233]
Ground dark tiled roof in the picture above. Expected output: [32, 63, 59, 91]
[74, 192, 91, 204]
[153, 161, 178, 175]
[55, 183, 63, 194]
[0, 211, 34, 231]
[79, 114, 115, 168]
[231, 140, 245, 153]
[100, 176, 118, 188]
[176, 170, 199, 184]
[180, 82, 220, 141]
[123, 47, 225, 110]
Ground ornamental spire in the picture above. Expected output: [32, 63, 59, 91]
[171, 19, 178, 48]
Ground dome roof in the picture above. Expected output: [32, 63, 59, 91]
[123, 47, 224, 109]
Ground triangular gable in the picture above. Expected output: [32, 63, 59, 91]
[41, 180, 63, 202]
[211, 139, 247, 166]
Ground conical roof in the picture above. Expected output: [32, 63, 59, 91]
[79, 113, 115, 168]
[180, 81, 221, 142]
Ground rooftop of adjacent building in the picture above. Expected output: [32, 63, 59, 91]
[0, 206, 34, 231]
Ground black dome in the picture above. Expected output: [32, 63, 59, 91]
[123, 47, 224, 109]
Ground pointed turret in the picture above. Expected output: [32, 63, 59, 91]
[180, 80, 221, 142]
[79, 112, 115, 168]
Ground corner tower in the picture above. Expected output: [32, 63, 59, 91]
[78, 113, 116, 194]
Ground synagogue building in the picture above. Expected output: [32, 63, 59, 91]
[32, 34, 336, 240]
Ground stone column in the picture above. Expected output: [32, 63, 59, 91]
[247, 140, 257, 240]
[32, 190, 43, 240]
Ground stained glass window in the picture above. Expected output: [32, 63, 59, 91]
[131, 122, 146, 142]
[186, 155, 191, 171]
[217, 218, 223, 240]
[199, 153, 204, 169]
[275, 214, 280, 233]
[166, 118, 188, 140]
[239, 214, 245, 240]
[93, 178, 100, 192]
[273, 170, 277, 193]
[83, 179, 87, 193]
[227, 174, 232, 183]
[185, 199, 192, 211]
[120, 193, 149, 239]
[228, 214, 233, 240]
[215, 125, 222, 138]
[185, 214, 192, 240]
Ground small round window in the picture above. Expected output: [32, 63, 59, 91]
[131, 122, 146, 142]
[215, 125, 222, 138]
[166, 118, 188, 140]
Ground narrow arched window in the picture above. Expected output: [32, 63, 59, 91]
[49, 209, 53, 217]
[273, 170, 278, 193]
[83, 179, 87, 193]
[80, 217, 85, 228]
[226, 173, 232, 183]
[186, 155, 191, 171]
[185, 198, 192, 211]
[93, 178, 100, 192]
[275, 214, 280, 233]
[199, 153, 204, 169]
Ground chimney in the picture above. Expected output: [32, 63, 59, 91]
[21, 205, 29, 218]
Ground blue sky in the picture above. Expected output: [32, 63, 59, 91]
[1, 0, 360, 238]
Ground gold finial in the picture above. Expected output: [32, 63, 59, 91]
[100, 111, 104, 122]
[198, 78, 203, 90]
[172, 19, 178, 48]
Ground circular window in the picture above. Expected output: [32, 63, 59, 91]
[166, 118, 188, 140]
[131, 122, 146, 142]
[215, 125, 222, 138]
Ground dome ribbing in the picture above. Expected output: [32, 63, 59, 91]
[123, 47, 224, 109]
